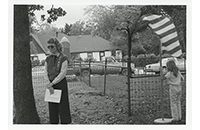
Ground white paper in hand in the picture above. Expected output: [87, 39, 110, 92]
[44, 89, 62, 103]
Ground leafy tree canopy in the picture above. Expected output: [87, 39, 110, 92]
[82, 5, 186, 56]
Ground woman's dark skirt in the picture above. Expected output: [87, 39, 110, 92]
[48, 78, 71, 124]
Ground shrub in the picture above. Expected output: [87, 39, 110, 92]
[74, 57, 83, 62]
[122, 55, 136, 62]
[40, 60, 45, 66]
[32, 60, 40, 68]
[132, 54, 159, 67]
[83, 57, 96, 62]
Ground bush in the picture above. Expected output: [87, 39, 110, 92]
[40, 60, 45, 66]
[83, 57, 96, 62]
[32, 60, 40, 68]
[132, 54, 159, 67]
[122, 55, 136, 62]
[73, 57, 83, 62]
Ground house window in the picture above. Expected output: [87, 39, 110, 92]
[100, 51, 105, 57]
[31, 55, 38, 61]
[100, 51, 105, 61]
[87, 52, 93, 58]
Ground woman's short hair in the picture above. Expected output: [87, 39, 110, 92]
[47, 38, 63, 53]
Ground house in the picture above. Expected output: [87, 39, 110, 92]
[30, 32, 121, 62]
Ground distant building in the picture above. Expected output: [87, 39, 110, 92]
[30, 32, 120, 62]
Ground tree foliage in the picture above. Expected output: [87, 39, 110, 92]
[113, 5, 142, 33]
[68, 20, 85, 36]
[29, 5, 67, 33]
[83, 5, 149, 56]
[83, 5, 186, 56]
[28, 5, 44, 16]
[138, 28, 160, 55]
[84, 5, 117, 40]
[66, 20, 94, 36]
[45, 6, 67, 23]
[62, 23, 72, 35]
[37, 22, 59, 34]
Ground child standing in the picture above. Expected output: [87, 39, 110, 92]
[164, 60, 184, 122]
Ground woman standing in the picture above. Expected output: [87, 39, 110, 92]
[44, 38, 71, 124]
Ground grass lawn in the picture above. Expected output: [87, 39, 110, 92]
[33, 74, 186, 124]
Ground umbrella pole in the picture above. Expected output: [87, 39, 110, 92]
[154, 40, 172, 124]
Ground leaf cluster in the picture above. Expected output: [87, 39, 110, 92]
[28, 5, 44, 16]
[28, 5, 67, 33]
[46, 6, 67, 23]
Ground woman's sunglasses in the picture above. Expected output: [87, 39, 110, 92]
[47, 45, 55, 49]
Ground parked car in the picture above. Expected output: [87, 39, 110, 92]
[79, 56, 135, 76]
[144, 57, 186, 74]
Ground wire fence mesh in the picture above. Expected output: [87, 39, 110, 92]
[130, 74, 186, 119]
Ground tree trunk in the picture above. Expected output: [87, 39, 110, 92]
[14, 5, 40, 124]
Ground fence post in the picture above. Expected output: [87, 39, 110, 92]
[184, 58, 186, 74]
[89, 60, 91, 86]
[103, 58, 107, 95]
[144, 54, 147, 75]
[80, 62, 82, 81]
[127, 31, 132, 116]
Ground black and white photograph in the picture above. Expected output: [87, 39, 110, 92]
[8, 0, 193, 129]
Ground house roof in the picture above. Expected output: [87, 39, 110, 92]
[31, 32, 117, 54]
[31, 33, 47, 54]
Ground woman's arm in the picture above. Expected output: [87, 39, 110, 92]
[163, 71, 170, 80]
[44, 61, 54, 94]
[51, 60, 68, 85]
[180, 72, 184, 81]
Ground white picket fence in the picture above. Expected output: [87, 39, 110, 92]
[32, 66, 86, 89]
[32, 66, 46, 88]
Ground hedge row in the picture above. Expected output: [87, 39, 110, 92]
[124, 54, 160, 68]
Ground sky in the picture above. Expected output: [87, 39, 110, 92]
[34, 5, 88, 28]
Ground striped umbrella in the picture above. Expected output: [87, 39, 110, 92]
[142, 14, 182, 57]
